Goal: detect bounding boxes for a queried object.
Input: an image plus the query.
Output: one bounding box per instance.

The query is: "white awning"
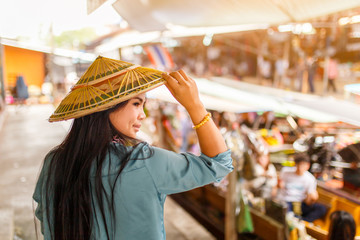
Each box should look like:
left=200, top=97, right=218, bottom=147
left=146, top=77, right=345, bottom=123
left=146, top=84, right=267, bottom=113
left=106, top=0, right=360, bottom=32
left=211, top=76, right=360, bottom=125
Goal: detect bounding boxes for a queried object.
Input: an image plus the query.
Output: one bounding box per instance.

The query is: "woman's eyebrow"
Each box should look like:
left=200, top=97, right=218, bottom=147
left=133, top=97, right=147, bottom=103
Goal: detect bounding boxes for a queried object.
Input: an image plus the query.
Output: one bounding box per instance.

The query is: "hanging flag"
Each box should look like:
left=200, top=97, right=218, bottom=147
left=144, top=44, right=174, bottom=71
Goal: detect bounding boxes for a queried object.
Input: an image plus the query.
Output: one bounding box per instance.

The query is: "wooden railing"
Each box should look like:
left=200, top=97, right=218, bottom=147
left=304, top=185, right=360, bottom=239
left=172, top=180, right=360, bottom=240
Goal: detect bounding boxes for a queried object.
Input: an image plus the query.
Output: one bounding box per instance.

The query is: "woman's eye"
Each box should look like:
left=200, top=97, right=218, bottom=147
left=133, top=102, right=140, bottom=106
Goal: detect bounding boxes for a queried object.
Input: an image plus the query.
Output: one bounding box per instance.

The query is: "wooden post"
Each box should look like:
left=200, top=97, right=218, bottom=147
left=0, top=36, right=5, bottom=102
left=225, top=160, right=237, bottom=240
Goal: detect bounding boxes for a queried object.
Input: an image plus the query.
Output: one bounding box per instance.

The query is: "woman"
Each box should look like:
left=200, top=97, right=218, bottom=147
left=328, top=211, right=356, bottom=240
left=33, top=56, right=233, bottom=240
left=244, top=151, right=277, bottom=199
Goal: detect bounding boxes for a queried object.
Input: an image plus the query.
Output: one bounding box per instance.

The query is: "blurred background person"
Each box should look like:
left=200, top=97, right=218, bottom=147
left=295, top=58, right=306, bottom=92
left=14, top=75, right=29, bottom=104
left=243, top=150, right=278, bottom=200
left=278, top=153, right=327, bottom=222
left=306, top=56, right=317, bottom=93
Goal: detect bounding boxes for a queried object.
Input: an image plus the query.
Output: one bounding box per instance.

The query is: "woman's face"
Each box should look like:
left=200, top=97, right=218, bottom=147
left=109, top=93, right=146, bottom=138
left=258, top=154, right=269, bottom=168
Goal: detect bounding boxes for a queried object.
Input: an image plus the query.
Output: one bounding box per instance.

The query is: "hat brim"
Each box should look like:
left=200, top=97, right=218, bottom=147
left=49, top=67, right=165, bottom=122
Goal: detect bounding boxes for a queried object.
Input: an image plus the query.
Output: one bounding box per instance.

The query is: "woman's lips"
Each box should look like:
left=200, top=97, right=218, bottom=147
left=133, top=124, right=141, bottom=131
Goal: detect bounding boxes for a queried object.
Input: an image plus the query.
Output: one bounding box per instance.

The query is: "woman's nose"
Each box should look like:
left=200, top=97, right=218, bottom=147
left=139, top=109, right=146, bottom=120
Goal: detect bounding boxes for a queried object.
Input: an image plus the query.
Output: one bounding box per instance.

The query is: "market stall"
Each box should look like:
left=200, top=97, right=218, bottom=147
left=143, top=76, right=360, bottom=240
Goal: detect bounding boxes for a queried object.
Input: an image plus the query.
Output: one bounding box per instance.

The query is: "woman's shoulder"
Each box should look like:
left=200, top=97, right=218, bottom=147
left=129, top=142, right=170, bottom=159
left=39, top=150, right=56, bottom=173
left=111, top=141, right=154, bottom=159
left=131, top=142, right=152, bottom=155
left=108, top=142, right=157, bottom=169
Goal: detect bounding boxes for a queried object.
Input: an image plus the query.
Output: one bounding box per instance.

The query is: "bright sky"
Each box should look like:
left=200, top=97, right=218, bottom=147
left=0, top=0, right=121, bottom=39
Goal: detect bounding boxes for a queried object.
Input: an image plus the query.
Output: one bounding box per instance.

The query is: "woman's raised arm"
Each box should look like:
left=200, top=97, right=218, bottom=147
left=162, top=70, right=228, bottom=157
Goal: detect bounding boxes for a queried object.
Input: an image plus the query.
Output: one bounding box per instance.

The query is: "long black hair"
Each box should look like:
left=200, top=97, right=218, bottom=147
left=328, top=210, right=356, bottom=240
left=43, top=100, right=143, bottom=240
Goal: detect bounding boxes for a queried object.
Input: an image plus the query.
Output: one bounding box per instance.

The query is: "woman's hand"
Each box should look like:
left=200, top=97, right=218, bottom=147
left=304, top=191, right=318, bottom=205
left=162, top=70, right=228, bottom=157
left=162, top=70, right=202, bottom=111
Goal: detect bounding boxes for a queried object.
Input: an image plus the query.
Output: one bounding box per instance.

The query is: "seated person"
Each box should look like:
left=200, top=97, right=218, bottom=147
left=278, top=153, right=327, bottom=222
left=328, top=210, right=356, bottom=240
left=244, top=150, right=277, bottom=199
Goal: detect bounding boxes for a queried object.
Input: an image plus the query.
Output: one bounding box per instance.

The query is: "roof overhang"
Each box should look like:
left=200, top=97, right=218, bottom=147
left=106, top=0, right=360, bottom=32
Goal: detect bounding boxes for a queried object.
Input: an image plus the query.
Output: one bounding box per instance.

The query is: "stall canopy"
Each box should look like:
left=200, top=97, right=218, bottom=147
left=211, top=77, right=360, bottom=126
left=88, top=0, right=360, bottom=52
left=147, top=77, right=355, bottom=124
left=100, top=0, right=360, bottom=32
left=147, top=84, right=269, bottom=113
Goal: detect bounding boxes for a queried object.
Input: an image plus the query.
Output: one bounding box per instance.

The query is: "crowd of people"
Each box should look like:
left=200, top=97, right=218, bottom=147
left=170, top=41, right=341, bottom=95
left=233, top=119, right=358, bottom=240
left=241, top=143, right=357, bottom=239
left=243, top=151, right=327, bottom=221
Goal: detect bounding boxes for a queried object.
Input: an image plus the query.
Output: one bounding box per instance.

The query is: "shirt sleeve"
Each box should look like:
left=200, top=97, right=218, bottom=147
left=33, top=170, right=45, bottom=234
left=307, top=172, right=317, bottom=194
left=138, top=144, right=233, bottom=195
left=33, top=155, right=51, bottom=235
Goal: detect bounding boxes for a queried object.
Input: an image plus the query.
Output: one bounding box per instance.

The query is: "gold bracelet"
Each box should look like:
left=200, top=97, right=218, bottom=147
left=193, top=112, right=212, bottom=130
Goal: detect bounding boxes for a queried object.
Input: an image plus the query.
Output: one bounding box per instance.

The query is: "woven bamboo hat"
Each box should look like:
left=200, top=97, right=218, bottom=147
left=49, top=56, right=165, bottom=122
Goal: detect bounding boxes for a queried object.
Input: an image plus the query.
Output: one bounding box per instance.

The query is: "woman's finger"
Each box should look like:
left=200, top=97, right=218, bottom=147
left=162, top=73, right=178, bottom=89
left=178, top=69, right=190, bottom=81
left=169, top=71, right=186, bottom=84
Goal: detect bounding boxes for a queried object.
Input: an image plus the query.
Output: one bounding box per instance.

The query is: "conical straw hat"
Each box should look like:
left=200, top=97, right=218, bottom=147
left=49, top=56, right=165, bottom=122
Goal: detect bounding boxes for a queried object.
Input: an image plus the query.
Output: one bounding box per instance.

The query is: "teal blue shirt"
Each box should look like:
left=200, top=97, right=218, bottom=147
left=33, top=142, right=233, bottom=239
